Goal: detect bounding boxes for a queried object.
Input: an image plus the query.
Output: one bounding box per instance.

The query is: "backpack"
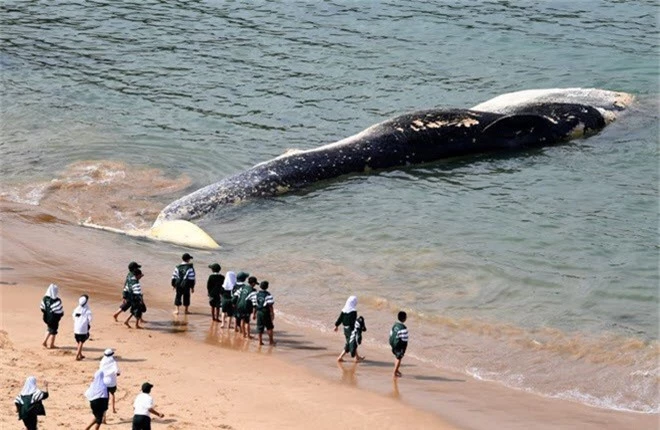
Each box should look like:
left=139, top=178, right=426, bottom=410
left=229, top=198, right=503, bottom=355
left=256, top=291, right=269, bottom=311
left=389, top=324, right=401, bottom=349
left=175, top=264, right=190, bottom=289
left=42, top=297, right=52, bottom=324
left=237, top=286, right=253, bottom=311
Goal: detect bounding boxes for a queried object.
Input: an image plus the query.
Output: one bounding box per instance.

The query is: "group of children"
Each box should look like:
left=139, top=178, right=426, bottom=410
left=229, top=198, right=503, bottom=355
left=333, top=295, right=410, bottom=378
left=26, top=280, right=165, bottom=430
left=25, top=254, right=410, bottom=429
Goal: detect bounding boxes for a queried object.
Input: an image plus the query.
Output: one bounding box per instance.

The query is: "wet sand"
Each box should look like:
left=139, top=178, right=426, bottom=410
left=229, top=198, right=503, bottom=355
left=0, top=201, right=656, bottom=429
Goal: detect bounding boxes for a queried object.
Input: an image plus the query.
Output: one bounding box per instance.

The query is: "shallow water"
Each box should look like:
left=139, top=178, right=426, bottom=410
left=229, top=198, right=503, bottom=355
left=1, top=0, right=658, bottom=412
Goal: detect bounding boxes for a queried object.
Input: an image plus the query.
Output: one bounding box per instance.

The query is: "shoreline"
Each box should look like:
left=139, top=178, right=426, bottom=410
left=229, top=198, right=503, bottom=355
left=1, top=201, right=657, bottom=429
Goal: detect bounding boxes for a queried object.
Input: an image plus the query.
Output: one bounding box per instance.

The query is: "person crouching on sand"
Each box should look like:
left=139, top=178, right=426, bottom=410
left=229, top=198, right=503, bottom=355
left=389, top=311, right=409, bottom=378
left=40, top=283, right=64, bottom=349
left=99, top=348, right=120, bottom=423
left=84, top=370, right=108, bottom=430
left=14, top=376, right=49, bottom=430
left=220, top=271, right=236, bottom=328
left=132, top=382, right=164, bottom=430
left=207, top=263, right=224, bottom=322
left=124, top=269, right=145, bottom=329
left=333, top=296, right=365, bottom=362
left=73, top=294, right=93, bottom=361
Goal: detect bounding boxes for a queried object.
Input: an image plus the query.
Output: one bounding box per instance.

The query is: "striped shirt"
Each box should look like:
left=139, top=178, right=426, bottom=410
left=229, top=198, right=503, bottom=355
left=15, top=389, right=46, bottom=405
left=40, top=297, right=64, bottom=315
left=131, top=281, right=142, bottom=296
left=390, top=322, right=409, bottom=343
left=171, top=263, right=195, bottom=288
left=255, top=290, right=274, bottom=311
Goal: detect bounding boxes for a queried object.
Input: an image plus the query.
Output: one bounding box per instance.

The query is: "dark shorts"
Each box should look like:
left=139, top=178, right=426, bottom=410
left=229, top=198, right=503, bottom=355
left=107, top=386, right=117, bottom=394
left=132, top=414, right=151, bottom=430
left=209, top=296, right=220, bottom=308
left=75, top=333, right=90, bottom=344
left=46, top=319, right=60, bottom=335
left=221, top=295, right=234, bottom=314
left=22, top=414, right=38, bottom=430
left=256, top=311, right=274, bottom=333
left=392, top=342, right=407, bottom=360
left=90, top=397, right=109, bottom=423
left=119, top=300, right=131, bottom=312
left=174, top=287, right=191, bottom=306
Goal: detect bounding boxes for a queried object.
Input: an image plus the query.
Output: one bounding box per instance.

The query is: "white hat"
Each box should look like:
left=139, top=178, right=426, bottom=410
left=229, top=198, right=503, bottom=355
left=104, top=348, right=114, bottom=357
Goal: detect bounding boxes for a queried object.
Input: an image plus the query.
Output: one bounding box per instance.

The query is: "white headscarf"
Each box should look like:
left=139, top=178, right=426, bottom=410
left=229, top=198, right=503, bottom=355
left=342, top=296, right=358, bottom=313
left=73, top=295, right=89, bottom=315
left=85, top=370, right=108, bottom=401
left=100, top=349, right=120, bottom=387
left=20, top=376, right=38, bottom=396
left=45, top=284, right=59, bottom=299
left=17, top=376, right=44, bottom=404
left=222, top=271, right=237, bottom=291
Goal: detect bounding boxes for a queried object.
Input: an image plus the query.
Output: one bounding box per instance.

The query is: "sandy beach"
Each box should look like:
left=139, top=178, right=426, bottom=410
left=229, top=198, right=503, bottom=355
left=1, top=201, right=657, bottom=430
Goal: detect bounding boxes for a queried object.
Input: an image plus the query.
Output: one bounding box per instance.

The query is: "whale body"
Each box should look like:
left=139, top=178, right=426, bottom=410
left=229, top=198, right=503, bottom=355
left=154, top=88, right=633, bottom=232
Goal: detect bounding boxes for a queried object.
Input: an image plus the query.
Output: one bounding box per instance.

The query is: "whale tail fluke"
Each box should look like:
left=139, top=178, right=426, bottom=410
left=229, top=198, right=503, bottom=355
left=81, top=220, right=220, bottom=250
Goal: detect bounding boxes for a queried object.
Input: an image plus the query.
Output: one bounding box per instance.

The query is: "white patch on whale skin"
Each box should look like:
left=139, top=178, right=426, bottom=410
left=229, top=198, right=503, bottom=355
left=457, top=117, right=479, bottom=128
left=471, top=88, right=634, bottom=120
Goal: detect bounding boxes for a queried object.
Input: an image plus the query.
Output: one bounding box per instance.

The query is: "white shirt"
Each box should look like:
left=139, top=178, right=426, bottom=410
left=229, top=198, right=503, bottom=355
left=133, top=393, right=154, bottom=417
left=73, top=308, right=92, bottom=335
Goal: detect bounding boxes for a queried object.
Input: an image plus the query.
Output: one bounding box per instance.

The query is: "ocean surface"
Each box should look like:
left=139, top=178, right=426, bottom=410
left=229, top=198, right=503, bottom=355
left=1, top=0, right=658, bottom=414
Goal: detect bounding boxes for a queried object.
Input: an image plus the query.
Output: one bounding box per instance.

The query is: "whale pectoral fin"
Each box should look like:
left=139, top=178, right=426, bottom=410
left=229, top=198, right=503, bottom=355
left=148, top=220, right=220, bottom=249
left=482, top=114, right=556, bottom=146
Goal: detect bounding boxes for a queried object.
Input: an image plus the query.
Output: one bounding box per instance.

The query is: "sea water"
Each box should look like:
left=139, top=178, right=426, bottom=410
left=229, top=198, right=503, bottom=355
left=1, top=0, right=658, bottom=413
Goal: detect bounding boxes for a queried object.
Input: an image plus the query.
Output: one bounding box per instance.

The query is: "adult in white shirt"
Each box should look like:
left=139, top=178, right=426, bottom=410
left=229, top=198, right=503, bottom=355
left=99, top=348, right=120, bottom=422
left=132, top=382, right=164, bottom=430
left=73, top=295, right=93, bottom=361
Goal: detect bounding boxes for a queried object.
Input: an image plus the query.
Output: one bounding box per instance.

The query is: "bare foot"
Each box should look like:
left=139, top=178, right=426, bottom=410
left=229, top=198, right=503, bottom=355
left=113, top=314, right=118, bottom=322
left=394, top=371, right=402, bottom=378
left=42, top=341, right=48, bottom=348
left=75, top=356, right=83, bottom=361
left=136, top=325, right=143, bottom=329
left=337, top=357, right=345, bottom=362
left=173, top=310, right=179, bottom=315
left=355, top=356, right=365, bottom=363
left=124, top=322, right=132, bottom=328
left=184, top=311, right=191, bottom=315
left=49, top=345, right=57, bottom=349
left=269, top=341, right=277, bottom=346
left=259, top=341, right=265, bottom=346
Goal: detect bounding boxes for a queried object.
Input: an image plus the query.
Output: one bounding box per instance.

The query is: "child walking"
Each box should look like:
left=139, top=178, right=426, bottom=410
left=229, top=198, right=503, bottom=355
left=333, top=296, right=365, bottom=362
left=40, top=283, right=64, bottom=349
left=73, top=295, right=93, bottom=361
left=389, top=311, right=409, bottom=378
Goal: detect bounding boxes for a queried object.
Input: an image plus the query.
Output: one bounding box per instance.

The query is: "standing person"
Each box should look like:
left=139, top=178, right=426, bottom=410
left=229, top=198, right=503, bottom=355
left=389, top=311, right=409, bottom=378
left=333, top=296, right=365, bottom=362
left=231, top=271, right=249, bottom=332
left=348, top=315, right=367, bottom=359
left=220, top=271, right=236, bottom=328
left=132, top=382, right=165, bottom=430
left=99, top=348, right=120, bottom=422
left=171, top=253, right=195, bottom=315
left=84, top=369, right=108, bottom=430
left=14, top=376, right=48, bottom=430
left=40, top=283, right=64, bottom=349
left=207, top=263, right=224, bottom=322
left=113, top=261, right=141, bottom=321
left=73, top=295, right=93, bottom=361
left=235, top=275, right=258, bottom=339
left=124, top=269, right=145, bottom=329
left=253, top=280, right=276, bottom=346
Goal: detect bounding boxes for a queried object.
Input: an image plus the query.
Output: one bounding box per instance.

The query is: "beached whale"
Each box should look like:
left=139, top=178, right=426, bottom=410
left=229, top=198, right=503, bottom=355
left=86, top=88, right=633, bottom=249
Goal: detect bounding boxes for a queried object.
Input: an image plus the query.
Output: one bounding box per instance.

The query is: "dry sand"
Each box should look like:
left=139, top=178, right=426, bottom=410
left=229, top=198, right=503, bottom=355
left=1, top=201, right=657, bottom=429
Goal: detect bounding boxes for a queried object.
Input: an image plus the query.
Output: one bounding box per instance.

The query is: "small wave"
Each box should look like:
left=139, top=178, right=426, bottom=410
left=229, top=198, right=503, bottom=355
left=0, top=160, right=192, bottom=231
